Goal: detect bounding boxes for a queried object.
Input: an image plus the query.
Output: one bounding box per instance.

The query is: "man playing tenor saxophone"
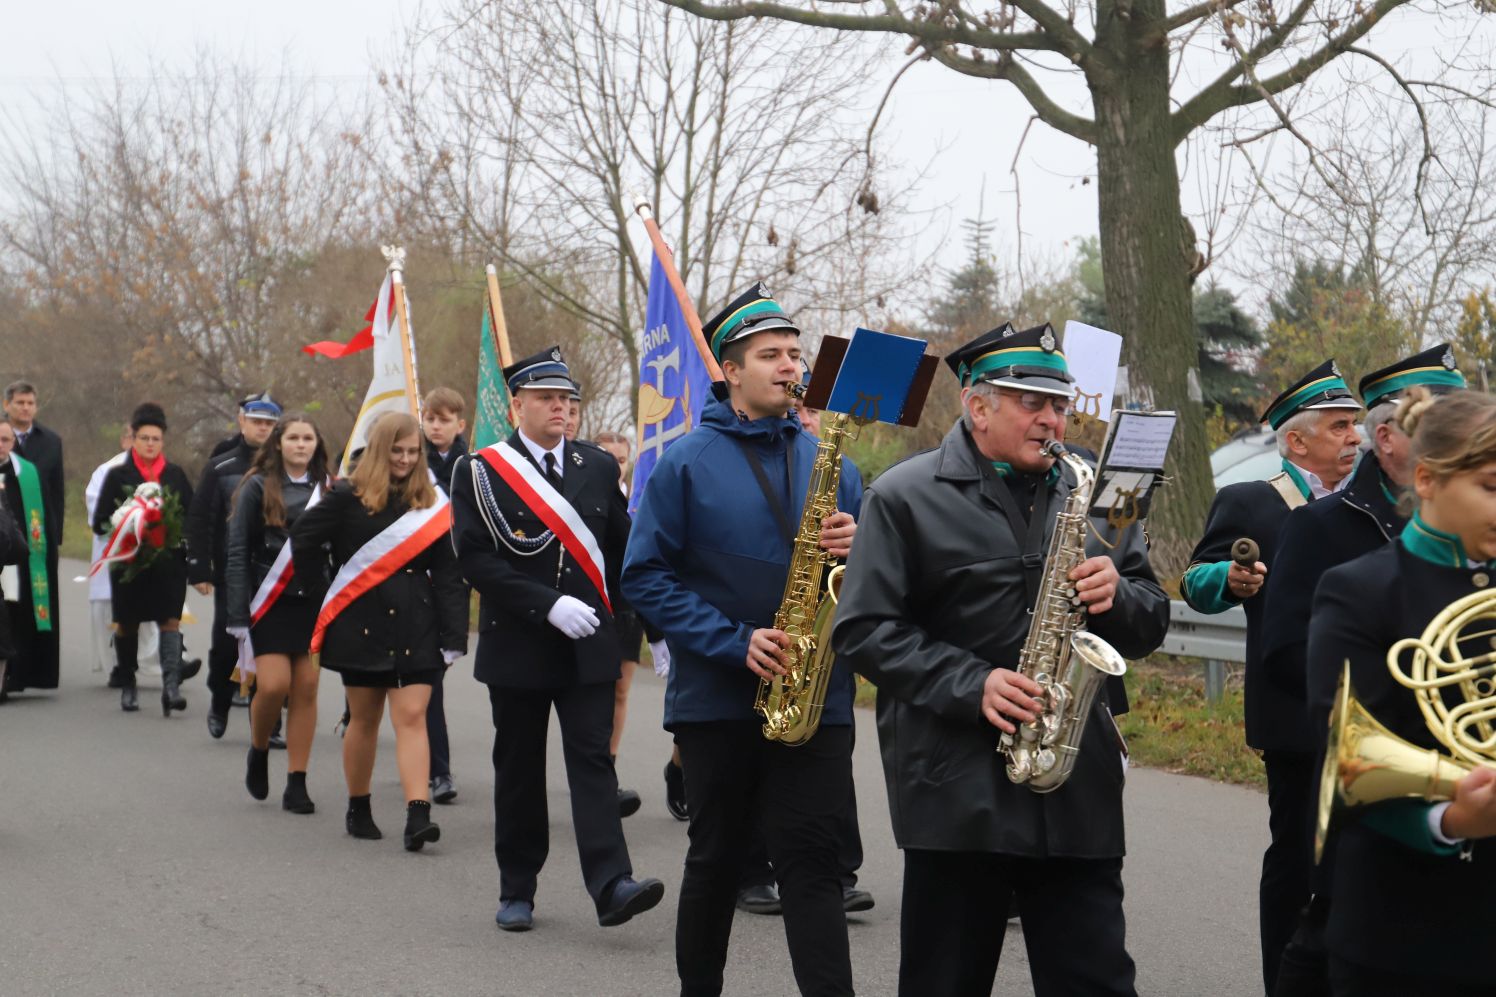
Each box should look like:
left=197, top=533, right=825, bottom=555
left=832, top=323, right=1169, bottom=997
left=621, top=283, right=863, bottom=997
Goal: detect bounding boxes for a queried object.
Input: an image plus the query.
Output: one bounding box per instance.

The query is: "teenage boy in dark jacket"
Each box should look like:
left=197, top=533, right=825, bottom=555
left=421, top=387, right=469, bottom=804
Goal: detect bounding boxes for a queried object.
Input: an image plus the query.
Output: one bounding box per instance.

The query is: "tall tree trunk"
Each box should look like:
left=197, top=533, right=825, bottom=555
left=1090, top=1, right=1212, bottom=582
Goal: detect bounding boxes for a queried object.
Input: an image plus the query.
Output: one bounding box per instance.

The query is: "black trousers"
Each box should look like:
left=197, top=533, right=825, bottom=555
left=899, top=849, right=1137, bottom=997
left=207, top=588, right=238, bottom=714
left=487, top=682, right=632, bottom=905
left=739, top=717, right=865, bottom=891
left=675, top=721, right=853, bottom=997
left=426, top=669, right=451, bottom=780
left=1262, top=750, right=1316, bottom=996
left=1329, top=956, right=1496, bottom=997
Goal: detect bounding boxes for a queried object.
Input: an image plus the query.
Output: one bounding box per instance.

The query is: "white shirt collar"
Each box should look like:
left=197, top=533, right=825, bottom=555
left=287, top=472, right=311, bottom=485
left=516, top=430, right=566, bottom=478
left=1287, top=461, right=1348, bottom=500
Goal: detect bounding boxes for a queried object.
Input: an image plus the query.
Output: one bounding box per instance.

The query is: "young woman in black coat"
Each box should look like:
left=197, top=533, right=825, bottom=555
left=92, top=403, right=194, bottom=714
left=290, top=412, right=467, bottom=850
left=1307, top=387, right=1496, bottom=996
left=225, top=415, right=333, bottom=814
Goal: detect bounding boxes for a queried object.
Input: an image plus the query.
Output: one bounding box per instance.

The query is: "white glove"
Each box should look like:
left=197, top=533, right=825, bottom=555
left=442, top=648, right=463, bottom=666
left=649, top=640, right=671, bottom=679
left=547, top=595, right=599, bottom=639
left=226, top=626, right=250, bottom=642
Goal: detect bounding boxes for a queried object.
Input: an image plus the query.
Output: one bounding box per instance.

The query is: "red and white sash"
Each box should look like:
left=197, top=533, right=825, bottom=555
left=249, top=484, right=322, bottom=624
left=476, top=443, right=611, bottom=613
left=309, top=490, right=453, bottom=654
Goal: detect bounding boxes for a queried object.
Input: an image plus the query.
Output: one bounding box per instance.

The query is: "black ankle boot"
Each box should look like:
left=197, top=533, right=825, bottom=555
left=245, top=747, right=270, bottom=800
left=346, top=795, right=382, bottom=840
left=403, top=799, right=441, bottom=852
left=159, top=631, right=186, bottom=716
left=283, top=772, right=315, bottom=814
left=115, top=632, right=139, bottom=711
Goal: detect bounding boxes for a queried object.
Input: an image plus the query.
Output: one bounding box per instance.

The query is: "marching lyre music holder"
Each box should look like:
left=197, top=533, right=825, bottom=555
left=1088, top=410, right=1179, bottom=541
left=803, top=327, right=938, bottom=428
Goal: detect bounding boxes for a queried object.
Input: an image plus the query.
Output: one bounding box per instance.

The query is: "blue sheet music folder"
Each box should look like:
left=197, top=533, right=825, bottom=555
left=823, top=328, right=928, bottom=425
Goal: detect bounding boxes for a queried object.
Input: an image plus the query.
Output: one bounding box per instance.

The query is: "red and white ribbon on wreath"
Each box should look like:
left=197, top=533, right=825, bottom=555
left=309, top=491, right=452, bottom=655
left=90, top=482, right=165, bottom=577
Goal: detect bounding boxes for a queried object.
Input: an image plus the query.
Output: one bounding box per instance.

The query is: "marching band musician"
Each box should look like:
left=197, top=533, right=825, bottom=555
left=622, top=284, right=862, bottom=997
left=1260, top=345, right=1465, bottom=992
left=1183, top=360, right=1362, bottom=996
left=1306, top=387, right=1496, bottom=996
left=449, top=347, right=664, bottom=933
left=830, top=323, right=1168, bottom=997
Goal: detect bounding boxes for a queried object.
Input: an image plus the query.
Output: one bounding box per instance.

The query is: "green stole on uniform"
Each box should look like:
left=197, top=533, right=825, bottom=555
left=10, top=454, right=52, bottom=631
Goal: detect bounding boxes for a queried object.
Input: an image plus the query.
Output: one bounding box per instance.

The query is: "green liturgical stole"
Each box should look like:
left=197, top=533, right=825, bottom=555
left=12, top=455, right=52, bottom=632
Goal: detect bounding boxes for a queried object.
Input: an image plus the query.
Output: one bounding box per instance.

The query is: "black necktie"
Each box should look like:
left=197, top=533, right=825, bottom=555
left=543, top=452, right=562, bottom=491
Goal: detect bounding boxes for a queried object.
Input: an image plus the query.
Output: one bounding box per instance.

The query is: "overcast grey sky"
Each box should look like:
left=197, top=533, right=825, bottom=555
left=6, top=0, right=1492, bottom=304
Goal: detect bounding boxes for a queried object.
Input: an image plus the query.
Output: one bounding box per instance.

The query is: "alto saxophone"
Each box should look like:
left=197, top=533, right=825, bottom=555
left=1000, top=440, right=1128, bottom=792
left=755, top=381, right=854, bottom=745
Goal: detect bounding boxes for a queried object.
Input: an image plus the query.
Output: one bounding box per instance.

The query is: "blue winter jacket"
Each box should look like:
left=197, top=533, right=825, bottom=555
left=621, top=389, right=864, bottom=729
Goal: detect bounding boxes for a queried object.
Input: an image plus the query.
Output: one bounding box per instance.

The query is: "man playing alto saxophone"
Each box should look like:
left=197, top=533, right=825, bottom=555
left=622, top=283, right=863, bottom=997
left=832, top=323, right=1169, bottom=997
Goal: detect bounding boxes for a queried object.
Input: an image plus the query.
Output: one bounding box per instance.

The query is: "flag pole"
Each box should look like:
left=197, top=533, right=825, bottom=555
left=631, top=195, right=723, bottom=381
left=382, top=245, right=422, bottom=418
left=483, top=264, right=516, bottom=368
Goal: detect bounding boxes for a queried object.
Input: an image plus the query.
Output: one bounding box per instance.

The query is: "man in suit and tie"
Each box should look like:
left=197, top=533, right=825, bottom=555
left=3, top=380, right=63, bottom=696
left=449, top=346, right=664, bottom=934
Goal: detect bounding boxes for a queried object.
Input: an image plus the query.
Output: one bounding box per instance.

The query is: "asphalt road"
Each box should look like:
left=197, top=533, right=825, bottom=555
left=0, top=560, right=1268, bottom=996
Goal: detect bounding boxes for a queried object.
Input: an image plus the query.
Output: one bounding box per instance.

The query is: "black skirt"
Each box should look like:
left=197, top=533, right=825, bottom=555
left=250, top=594, right=318, bottom=657
left=341, top=668, right=443, bottom=689
left=111, top=550, right=188, bottom=625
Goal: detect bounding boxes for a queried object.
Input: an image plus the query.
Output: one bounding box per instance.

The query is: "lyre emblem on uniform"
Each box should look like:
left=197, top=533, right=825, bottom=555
left=850, top=392, right=882, bottom=423
left=1443, top=347, right=1458, bottom=370
left=513, top=529, right=527, bottom=539
left=571, top=451, right=583, bottom=466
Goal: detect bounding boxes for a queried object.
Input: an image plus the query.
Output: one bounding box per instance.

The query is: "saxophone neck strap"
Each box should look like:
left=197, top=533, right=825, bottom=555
left=733, top=436, right=796, bottom=547
left=983, top=456, right=1053, bottom=609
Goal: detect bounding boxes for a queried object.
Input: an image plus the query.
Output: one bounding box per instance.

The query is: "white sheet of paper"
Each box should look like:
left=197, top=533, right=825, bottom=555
left=0, top=564, right=16, bottom=600
left=1094, top=471, right=1154, bottom=512
left=1063, top=321, right=1123, bottom=422
left=1106, top=411, right=1177, bottom=470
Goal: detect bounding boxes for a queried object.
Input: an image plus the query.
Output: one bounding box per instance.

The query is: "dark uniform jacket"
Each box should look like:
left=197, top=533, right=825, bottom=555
left=13, top=422, right=63, bottom=547
left=0, top=497, right=26, bottom=661
left=288, top=481, right=467, bottom=675
left=186, top=435, right=254, bottom=586
left=224, top=474, right=328, bottom=629
left=92, top=458, right=194, bottom=625
left=831, top=421, right=1169, bottom=858
left=1308, top=541, right=1496, bottom=984
left=1185, top=471, right=1308, bottom=752
left=451, top=433, right=630, bottom=690
left=1262, top=454, right=1403, bottom=713
left=426, top=434, right=468, bottom=495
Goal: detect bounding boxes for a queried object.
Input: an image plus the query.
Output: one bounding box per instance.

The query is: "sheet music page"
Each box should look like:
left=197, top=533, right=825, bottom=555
left=1104, top=411, right=1177, bottom=471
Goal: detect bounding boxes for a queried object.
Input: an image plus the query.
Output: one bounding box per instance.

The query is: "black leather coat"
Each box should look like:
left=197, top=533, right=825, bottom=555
left=224, top=474, right=329, bottom=629
left=186, top=436, right=253, bottom=586
left=289, top=481, right=467, bottom=675
left=831, top=421, right=1169, bottom=858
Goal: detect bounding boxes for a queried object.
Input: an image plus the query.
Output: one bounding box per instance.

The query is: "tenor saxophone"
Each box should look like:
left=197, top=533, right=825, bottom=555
left=755, top=382, right=853, bottom=745
left=1000, top=440, right=1129, bottom=792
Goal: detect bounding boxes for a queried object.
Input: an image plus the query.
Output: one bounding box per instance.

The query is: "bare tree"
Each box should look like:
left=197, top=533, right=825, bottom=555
left=379, top=0, right=929, bottom=429
left=654, top=0, right=1496, bottom=572
left=0, top=53, right=387, bottom=468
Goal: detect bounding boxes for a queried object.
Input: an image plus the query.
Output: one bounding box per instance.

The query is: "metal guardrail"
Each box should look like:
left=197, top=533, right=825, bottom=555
left=1160, top=600, right=1248, bottom=702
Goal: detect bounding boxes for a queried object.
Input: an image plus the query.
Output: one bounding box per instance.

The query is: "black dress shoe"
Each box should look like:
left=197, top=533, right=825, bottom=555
left=231, top=692, right=250, bottom=708
left=268, top=729, right=286, bottom=750
left=496, top=900, right=534, bottom=932
left=663, top=761, right=688, bottom=821
left=842, top=886, right=875, bottom=913
left=120, top=683, right=139, bottom=713
left=207, top=711, right=227, bottom=739
left=618, top=787, right=641, bottom=818
left=597, top=876, right=665, bottom=927
left=179, top=657, right=202, bottom=681
left=107, top=667, right=124, bottom=690
left=736, top=884, right=782, bottom=915
left=431, top=774, right=458, bottom=805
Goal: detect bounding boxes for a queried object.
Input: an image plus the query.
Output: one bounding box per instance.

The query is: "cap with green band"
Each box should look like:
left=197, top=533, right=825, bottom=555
left=1358, top=343, right=1466, bottom=410
left=943, top=322, right=1075, bottom=398
left=701, top=282, right=801, bottom=362
left=1261, top=359, right=1361, bottom=430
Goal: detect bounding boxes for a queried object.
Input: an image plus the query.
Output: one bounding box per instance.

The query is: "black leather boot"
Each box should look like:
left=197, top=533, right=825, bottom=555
left=282, top=772, right=315, bottom=814
left=245, top=746, right=270, bottom=800
left=346, top=795, right=382, bottom=840
left=116, top=631, right=139, bottom=712
left=159, top=631, right=187, bottom=716
left=403, top=800, right=440, bottom=852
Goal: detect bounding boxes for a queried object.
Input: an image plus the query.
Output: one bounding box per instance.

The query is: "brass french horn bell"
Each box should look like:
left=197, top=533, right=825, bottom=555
left=1314, top=663, right=1473, bottom=863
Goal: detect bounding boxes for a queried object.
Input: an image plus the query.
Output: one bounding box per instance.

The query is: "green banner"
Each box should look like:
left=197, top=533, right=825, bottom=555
left=12, top=454, right=52, bottom=632
left=473, top=310, right=514, bottom=450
